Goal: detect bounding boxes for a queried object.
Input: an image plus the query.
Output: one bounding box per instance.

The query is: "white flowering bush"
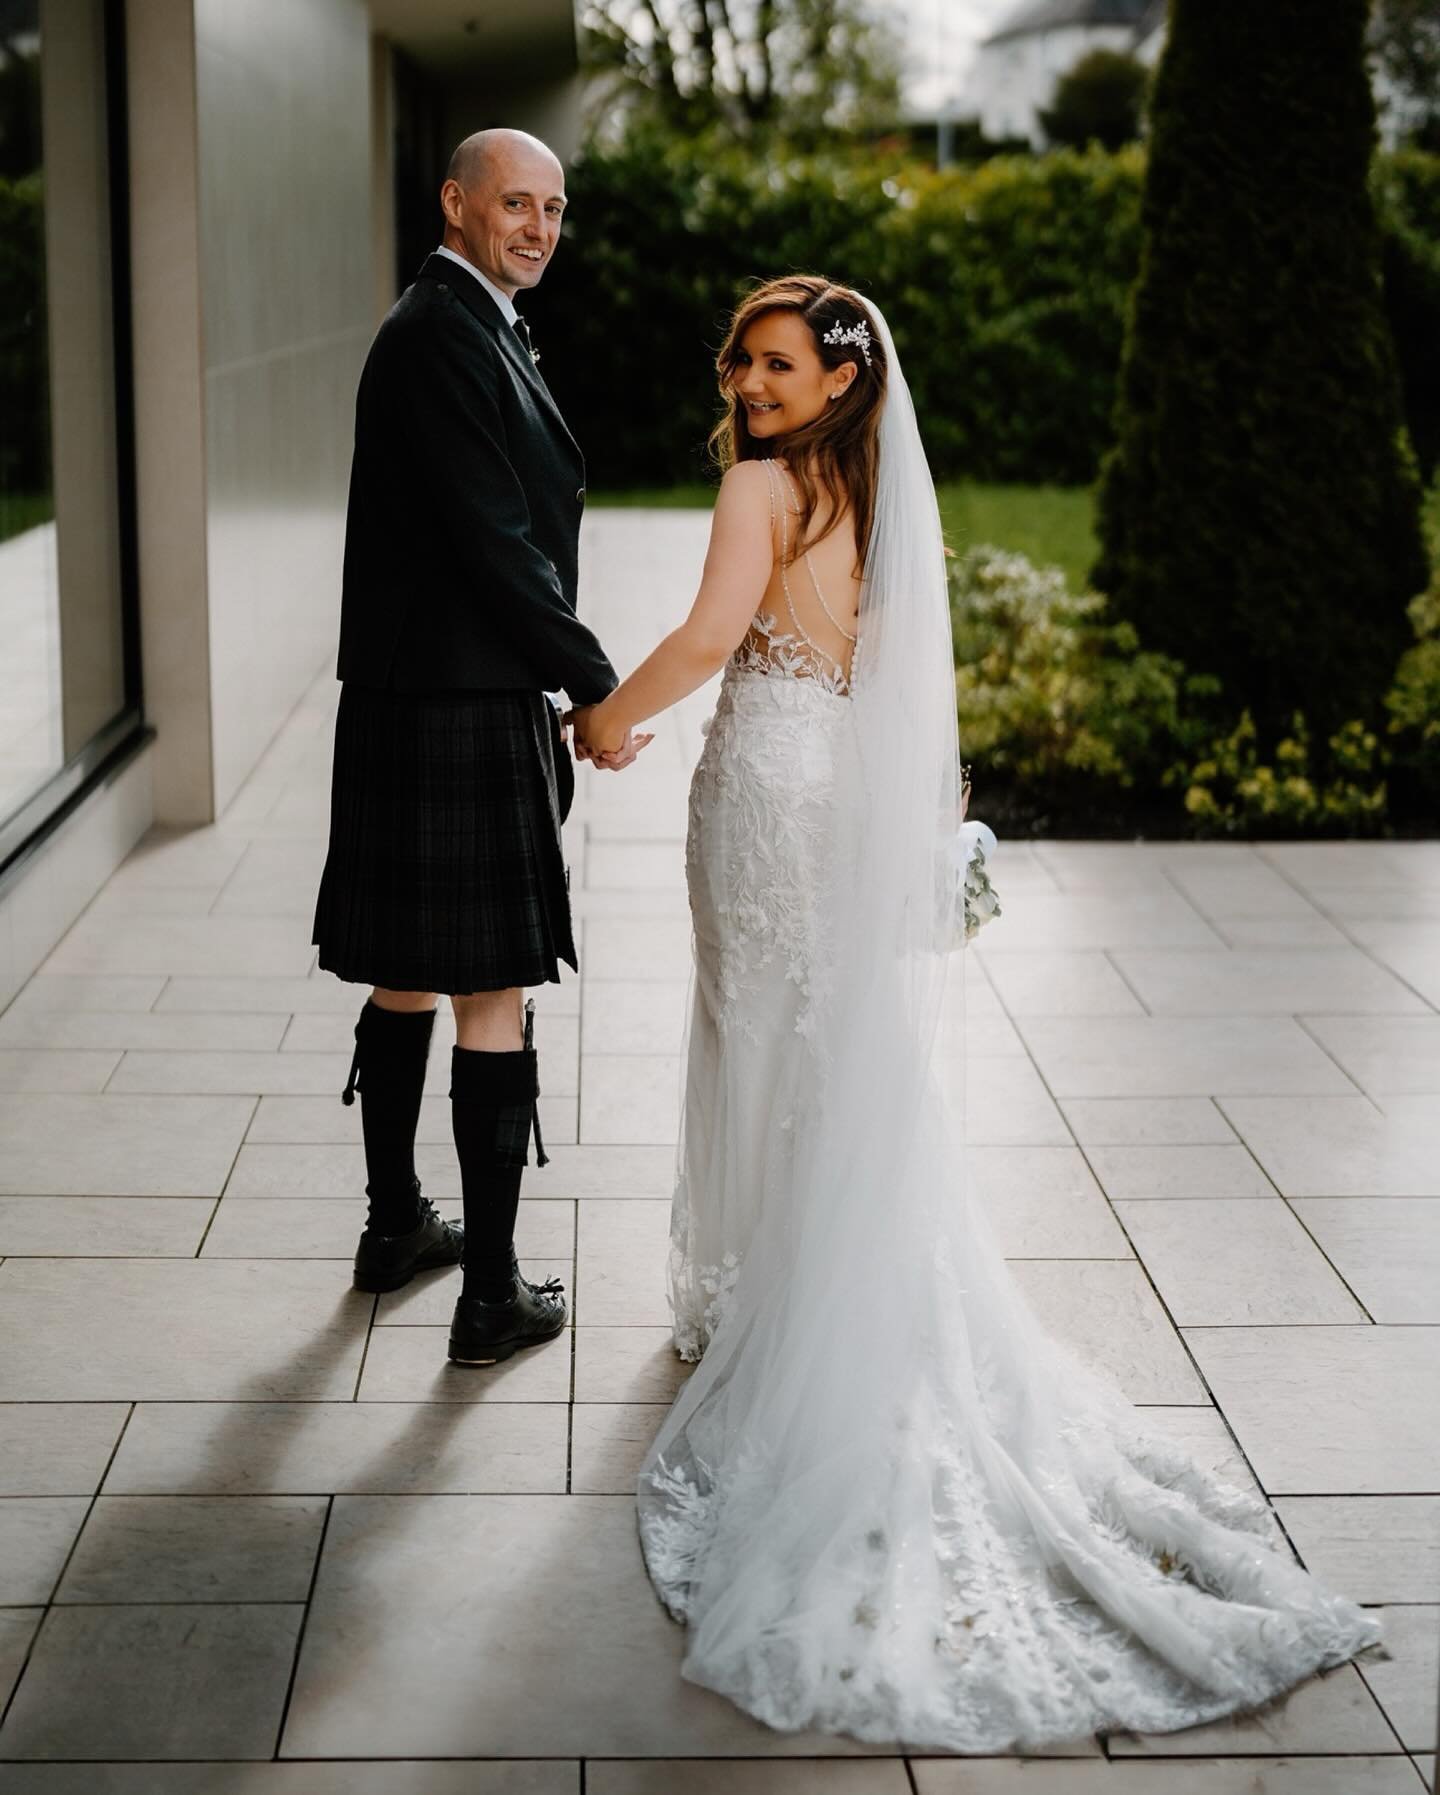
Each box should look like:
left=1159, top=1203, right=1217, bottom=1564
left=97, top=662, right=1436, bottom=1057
left=950, top=544, right=1206, bottom=792
left=951, top=544, right=1408, bottom=836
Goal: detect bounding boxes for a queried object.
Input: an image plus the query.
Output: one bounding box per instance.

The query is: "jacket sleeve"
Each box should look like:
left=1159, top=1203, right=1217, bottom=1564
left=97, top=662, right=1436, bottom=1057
left=390, top=305, right=618, bottom=707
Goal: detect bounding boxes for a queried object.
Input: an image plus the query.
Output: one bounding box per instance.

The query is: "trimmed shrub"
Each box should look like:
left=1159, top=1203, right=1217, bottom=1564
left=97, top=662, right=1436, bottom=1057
left=1171, top=713, right=1389, bottom=837
left=1039, top=48, right=1150, bottom=152
left=1093, top=0, right=1430, bottom=739
left=1374, top=149, right=1440, bottom=483
left=1384, top=476, right=1440, bottom=810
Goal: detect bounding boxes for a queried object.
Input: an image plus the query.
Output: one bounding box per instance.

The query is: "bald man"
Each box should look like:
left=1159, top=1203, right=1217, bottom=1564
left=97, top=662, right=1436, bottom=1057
left=313, top=130, right=636, bottom=1368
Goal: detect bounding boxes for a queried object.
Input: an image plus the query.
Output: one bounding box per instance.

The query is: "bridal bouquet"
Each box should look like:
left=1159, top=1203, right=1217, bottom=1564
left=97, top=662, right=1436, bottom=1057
left=951, top=768, right=1001, bottom=944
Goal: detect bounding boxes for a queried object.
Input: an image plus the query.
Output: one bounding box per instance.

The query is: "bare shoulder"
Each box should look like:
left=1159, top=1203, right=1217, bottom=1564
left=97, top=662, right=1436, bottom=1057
left=718, top=460, right=774, bottom=499
left=708, top=461, right=778, bottom=564
left=715, top=460, right=776, bottom=529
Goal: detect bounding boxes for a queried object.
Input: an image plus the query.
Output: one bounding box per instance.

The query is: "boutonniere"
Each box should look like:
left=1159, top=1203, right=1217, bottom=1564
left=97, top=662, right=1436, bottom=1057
left=530, top=348, right=541, bottom=366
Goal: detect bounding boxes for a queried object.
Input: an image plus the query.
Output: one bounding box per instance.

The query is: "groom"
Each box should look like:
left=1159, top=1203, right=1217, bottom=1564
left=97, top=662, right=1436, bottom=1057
left=312, top=128, right=641, bottom=1366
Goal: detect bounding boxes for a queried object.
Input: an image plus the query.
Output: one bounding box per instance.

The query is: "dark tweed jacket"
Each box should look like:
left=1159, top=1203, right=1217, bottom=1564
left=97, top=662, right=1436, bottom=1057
left=336, top=253, right=617, bottom=708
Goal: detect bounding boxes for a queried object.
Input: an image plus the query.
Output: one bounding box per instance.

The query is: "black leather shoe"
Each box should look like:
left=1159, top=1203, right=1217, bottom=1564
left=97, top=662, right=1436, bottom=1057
left=448, top=1273, right=568, bottom=1366
left=353, top=1194, right=464, bottom=1293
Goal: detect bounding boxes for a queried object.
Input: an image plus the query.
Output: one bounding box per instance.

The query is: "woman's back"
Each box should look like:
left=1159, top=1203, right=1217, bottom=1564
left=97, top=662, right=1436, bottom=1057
left=736, top=459, right=861, bottom=696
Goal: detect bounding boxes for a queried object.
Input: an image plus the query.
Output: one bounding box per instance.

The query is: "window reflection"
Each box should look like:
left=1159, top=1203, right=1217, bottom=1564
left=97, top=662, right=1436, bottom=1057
left=0, top=0, right=129, bottom=839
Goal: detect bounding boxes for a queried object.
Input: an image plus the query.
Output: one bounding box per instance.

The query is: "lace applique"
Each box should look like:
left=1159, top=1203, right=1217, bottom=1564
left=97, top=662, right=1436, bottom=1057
left=670, top=1246, right=741, bottom=1363
left=735, top=611, right=851, bottom=697
left=639, top=1396, right=1384, bottom=1750
left=684, top=663, right=852, bottom=1051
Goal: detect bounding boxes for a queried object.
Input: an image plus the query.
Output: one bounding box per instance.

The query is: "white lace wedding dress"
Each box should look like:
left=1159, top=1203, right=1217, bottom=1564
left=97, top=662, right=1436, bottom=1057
left=636, top=322, right=1381, bottom=1752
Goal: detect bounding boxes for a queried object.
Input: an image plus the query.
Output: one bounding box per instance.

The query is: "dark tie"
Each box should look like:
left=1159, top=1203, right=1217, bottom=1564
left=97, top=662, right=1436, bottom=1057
left=513, top=313, right=537, bottom=364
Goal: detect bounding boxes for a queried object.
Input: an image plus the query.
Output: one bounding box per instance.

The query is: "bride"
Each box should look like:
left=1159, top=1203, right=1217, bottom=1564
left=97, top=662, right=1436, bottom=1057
left=569, top=275, right=1381, bottom=1750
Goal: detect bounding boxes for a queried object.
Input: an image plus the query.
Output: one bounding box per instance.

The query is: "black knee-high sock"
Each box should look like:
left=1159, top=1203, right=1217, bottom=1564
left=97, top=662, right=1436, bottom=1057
left=342, top=1000, right=435, bottom=1235
left=451, top=1036, right=542, bottom=1303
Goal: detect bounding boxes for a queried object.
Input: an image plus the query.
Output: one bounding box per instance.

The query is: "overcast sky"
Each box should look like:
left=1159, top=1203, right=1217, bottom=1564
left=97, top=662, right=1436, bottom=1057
left=884, top=0, right=1018, bottom=113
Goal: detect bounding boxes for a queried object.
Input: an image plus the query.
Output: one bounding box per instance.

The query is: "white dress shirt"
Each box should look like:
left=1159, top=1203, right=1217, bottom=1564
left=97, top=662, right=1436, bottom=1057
left=433, top=245, right=519, bottom=326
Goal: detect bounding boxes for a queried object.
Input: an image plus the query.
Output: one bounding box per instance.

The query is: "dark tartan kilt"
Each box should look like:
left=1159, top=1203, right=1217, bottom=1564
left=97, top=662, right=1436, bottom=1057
left=312, top=685, right=575, bottom=994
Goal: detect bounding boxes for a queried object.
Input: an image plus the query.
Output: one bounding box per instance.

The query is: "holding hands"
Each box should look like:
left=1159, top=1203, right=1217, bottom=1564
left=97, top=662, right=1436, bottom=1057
left=563, top=703, right=654, bottom=771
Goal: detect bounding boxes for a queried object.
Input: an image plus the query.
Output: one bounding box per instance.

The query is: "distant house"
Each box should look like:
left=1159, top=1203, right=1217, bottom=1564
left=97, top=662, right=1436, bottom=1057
left=963, top=0, right=1168, bottom=149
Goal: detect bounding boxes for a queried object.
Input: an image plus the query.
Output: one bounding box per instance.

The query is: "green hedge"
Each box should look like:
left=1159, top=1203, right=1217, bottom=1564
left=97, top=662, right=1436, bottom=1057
left=527, top=134, right=1440, bottom=491
left=528, top=134, right=1143, bottom=487
left=0, top=171, right=49, bottom=495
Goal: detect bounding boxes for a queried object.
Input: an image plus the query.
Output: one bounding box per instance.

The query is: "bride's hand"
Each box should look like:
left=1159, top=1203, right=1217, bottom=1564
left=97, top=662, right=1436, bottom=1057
left=593, top=729, right=654, bottom=770
left=570, top=704, right=653, bottom=770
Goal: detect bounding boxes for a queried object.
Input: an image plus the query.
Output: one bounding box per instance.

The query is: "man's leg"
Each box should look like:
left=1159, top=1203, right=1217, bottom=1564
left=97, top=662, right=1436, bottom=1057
left=447, top=986, right=566, bottom=1364
left=344, top=987, right=438, bottom=1238
left=451, top=988, right=523, bottom=1053
left=450, top=988, right=533, bottom=1303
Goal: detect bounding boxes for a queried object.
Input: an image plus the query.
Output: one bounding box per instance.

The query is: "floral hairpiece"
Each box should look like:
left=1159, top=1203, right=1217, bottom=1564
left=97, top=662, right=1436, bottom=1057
left=823, top=316, right=872, bottom=367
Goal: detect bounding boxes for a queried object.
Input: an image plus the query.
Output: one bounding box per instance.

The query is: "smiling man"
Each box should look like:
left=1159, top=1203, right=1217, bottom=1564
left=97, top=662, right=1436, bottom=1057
left=312, top=129, right=638, bottom=1370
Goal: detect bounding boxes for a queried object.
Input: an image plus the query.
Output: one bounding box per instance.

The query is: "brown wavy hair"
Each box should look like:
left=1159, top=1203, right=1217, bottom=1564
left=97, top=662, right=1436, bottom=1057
left=708, top=275, right=888, bottom=572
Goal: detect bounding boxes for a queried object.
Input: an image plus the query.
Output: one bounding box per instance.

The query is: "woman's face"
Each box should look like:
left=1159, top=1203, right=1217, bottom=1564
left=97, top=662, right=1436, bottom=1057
left=732, top=310, right=856, bottom=441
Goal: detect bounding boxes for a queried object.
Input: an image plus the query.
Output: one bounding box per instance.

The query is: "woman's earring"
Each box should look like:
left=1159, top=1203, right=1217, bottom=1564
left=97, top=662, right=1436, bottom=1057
left=828, top=392, right=840, bottom=403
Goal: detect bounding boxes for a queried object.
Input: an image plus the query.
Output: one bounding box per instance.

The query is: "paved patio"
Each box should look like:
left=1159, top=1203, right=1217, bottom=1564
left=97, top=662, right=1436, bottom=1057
left=0, top=509, right=1436, bottom=1792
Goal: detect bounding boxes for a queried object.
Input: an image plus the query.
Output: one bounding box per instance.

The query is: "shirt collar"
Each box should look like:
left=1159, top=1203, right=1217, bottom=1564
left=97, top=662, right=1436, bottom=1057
left=433, top=245, right=519, bottom=326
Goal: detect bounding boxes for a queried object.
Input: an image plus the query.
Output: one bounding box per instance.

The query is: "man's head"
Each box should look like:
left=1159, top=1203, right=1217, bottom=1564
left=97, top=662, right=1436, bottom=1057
left=440, top=128, right=565, bottom=299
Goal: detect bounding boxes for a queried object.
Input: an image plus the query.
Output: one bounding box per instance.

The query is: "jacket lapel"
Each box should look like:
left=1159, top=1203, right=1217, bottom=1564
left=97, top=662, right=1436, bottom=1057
left=417, top=254, right=580, bottom=463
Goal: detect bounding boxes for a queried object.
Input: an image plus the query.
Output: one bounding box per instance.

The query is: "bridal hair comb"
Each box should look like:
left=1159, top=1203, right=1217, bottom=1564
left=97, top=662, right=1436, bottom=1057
left=822, top=317, right=872, bottom=367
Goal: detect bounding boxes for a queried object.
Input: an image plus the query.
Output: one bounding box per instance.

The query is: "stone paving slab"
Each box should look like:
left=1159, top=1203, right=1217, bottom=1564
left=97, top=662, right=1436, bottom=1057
left=0, top=512, right=1434, bottom=1784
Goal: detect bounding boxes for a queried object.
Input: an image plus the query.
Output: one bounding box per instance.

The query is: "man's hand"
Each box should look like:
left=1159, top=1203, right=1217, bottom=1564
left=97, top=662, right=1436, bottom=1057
left=567, top=705, right=653, bottom=771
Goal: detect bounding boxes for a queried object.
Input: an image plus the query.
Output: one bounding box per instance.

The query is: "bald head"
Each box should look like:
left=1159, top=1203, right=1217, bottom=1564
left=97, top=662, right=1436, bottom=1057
left=439, top=129, right=567, bottom=299
left=446, top=128, right=562, bottom=193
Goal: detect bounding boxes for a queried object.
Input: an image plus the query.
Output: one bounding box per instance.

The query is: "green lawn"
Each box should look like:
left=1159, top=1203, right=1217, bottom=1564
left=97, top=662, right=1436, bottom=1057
left=591, top=480, right=1100, bottom=589
left=0, top=492, right=54, bottom=545
left=935, top=482, right=1098, bottom=591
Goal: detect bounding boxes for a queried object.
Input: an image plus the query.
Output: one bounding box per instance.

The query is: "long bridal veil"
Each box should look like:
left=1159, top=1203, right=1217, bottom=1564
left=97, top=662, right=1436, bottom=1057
left=636, top=301, right=1380, bottom=1749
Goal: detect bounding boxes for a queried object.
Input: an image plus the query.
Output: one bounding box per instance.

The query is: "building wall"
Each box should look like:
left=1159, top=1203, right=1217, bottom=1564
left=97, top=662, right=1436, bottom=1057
left=194, top=0, right=373, bottom=812
left=440, top=72, right=585, bottom=175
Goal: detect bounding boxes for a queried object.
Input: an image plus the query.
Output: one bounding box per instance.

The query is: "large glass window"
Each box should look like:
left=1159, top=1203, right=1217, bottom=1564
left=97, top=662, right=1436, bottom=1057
left=0, top=0, right=138, bottom=869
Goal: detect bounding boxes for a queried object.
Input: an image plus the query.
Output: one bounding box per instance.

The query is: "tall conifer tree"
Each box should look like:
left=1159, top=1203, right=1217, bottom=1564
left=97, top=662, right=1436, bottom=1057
left=1093, top=0, right=1428, bottom=736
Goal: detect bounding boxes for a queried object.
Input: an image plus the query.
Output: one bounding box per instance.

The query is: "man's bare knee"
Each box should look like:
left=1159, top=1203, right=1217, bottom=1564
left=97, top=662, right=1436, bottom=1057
left=371, top=988, right=438, bottom=1013
left=452, top=988, right=524, bottom=1051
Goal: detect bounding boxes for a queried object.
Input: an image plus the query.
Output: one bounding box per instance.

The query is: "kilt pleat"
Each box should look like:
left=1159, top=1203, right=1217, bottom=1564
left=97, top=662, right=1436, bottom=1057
left=312, top=685, right=574, bottom=993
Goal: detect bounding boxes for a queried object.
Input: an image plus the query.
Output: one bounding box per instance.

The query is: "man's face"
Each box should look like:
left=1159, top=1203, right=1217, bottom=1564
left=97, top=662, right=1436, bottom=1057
left=441, top=145, right=565, bottom=298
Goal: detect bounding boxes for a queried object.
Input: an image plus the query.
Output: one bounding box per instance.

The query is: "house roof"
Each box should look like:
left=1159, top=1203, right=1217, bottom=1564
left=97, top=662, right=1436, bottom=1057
left=981, top=0, right=1165, bottom=47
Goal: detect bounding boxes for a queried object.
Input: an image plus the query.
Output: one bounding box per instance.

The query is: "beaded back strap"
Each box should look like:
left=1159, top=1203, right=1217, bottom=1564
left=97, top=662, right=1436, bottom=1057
left=760, top=461, right=855, bottom=692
